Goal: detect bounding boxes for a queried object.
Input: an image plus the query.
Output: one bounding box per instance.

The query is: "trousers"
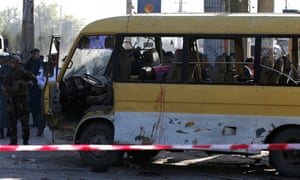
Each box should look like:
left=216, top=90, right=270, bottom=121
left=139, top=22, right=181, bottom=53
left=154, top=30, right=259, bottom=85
left=7, top=95, right=30, bottom=145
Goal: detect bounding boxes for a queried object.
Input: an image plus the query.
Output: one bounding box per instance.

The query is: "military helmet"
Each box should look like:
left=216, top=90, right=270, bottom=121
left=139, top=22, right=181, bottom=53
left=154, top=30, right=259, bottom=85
left=10, top=55, right=22, bottom=64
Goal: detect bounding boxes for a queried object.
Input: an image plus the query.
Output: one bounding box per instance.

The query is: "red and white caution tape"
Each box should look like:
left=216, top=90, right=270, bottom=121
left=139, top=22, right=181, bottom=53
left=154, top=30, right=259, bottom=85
left=0, top=144, right=299, bottom=152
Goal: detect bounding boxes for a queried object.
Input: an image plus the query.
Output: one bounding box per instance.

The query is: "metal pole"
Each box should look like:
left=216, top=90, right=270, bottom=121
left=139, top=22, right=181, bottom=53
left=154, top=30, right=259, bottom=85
left=126, top=0, right=133, bottom=15
left=22, top=0, right=34, bottom=61
left=178, top=0, right=183, bottom=12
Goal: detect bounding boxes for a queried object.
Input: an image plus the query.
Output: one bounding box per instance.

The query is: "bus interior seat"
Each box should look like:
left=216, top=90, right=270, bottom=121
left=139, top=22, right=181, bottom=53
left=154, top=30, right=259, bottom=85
left=105, top=36, right=115, bottom=49
left=139, top=67, right=156, bottom=80
left=244, top=65, right=252, bottom=79
left=243, top=57, right=254, bottom=80
left=119, top=49, right=134, bottom=80
left=274, top=58, right=283, bottom=71
left=224, top=55, right=236, bottom=82
left=142, top=49, right=160, bottom=66
left=166, top=49, right=183, bottom=81
left=166, top=50, right=198, bottom=81
left=138, top=49, right=160, bottom=80
left=269, top=58, right=283, bottom=84
left=163, top=51, right=174, bottom=63
left=282, top=56, right=292, bottom=74
left=279, top=56, right=292, bottom=84
left=259, top=56, right=274, bottom=84
left=189, top=51, right=202, bottom=82
left=210, top=55, right=226, bottom=82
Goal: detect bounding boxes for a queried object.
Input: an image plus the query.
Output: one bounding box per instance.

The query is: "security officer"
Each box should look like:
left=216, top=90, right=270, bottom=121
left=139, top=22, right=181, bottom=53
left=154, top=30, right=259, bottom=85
left=2, top=55, right=36, bottom=145
left=25, top=48, right=42, bottom=128
left=0, top=57, right=11, bottom=138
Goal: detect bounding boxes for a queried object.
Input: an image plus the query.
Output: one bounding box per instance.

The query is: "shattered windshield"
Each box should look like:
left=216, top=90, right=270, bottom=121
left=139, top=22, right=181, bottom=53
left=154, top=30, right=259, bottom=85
left=63, top=35, right=114, bottom=80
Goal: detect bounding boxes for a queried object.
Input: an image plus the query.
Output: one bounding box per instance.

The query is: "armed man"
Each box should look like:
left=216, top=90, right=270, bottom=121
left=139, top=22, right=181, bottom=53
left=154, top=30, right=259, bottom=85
left=2, top=55, right=37, bottom=145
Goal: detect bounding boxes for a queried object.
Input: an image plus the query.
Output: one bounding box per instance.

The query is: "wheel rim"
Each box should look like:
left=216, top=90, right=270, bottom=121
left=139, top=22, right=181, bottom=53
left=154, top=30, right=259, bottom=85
left=279, top=139, right=300, bottom=166
left=279, top=150, right=300, bottom=165
left=87, top=132, right=111, bottom=158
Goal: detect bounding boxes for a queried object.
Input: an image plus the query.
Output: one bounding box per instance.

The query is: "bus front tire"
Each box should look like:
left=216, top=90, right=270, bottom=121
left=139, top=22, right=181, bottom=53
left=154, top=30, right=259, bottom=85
left=270, top=127, right=300, bottom=177
left=79, top=123, right=121, bottom=170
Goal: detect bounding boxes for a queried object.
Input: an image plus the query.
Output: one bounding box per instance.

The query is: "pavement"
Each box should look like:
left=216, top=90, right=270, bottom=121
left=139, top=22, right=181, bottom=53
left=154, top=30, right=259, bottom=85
left=0, top=121, right=285, bottom=180
left=0, top=114, right=48, bottom=146
left=0, top=126, right=46, bottom=145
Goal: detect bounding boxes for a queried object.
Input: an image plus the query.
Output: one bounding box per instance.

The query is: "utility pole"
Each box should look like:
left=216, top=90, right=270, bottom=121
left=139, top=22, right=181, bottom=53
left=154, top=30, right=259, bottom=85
left=126, top=0, right=133, bottom=15
left=175, top=0, right=186, bottom=13
left=178, top=0, right=183, bottom=12
left=22, top=0, right=34, bottom=61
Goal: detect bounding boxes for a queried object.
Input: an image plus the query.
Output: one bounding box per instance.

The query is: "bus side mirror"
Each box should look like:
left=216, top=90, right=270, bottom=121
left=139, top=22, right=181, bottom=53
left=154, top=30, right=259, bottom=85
left=43, top=61, right=54, bottom=77
left=62, top=55, right=67, bottom=62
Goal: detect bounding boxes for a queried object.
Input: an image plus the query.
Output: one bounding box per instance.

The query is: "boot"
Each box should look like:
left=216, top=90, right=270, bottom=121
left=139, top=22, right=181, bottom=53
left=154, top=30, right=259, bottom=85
left=23, top=139, right=29, bottom=145
left=0, top=128, right=4, bottom=139
left=37, top=129, right=43, bottom=137
left=9, top=139, right=17, bottom=145
left=6, top=128, right=10, bottom=137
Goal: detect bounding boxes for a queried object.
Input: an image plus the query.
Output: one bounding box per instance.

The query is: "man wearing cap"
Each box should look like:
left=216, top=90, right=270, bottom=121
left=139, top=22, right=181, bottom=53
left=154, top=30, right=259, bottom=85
left=2, top=55, right=37, bottom=145
left=25, top=48, right=43, bottom=132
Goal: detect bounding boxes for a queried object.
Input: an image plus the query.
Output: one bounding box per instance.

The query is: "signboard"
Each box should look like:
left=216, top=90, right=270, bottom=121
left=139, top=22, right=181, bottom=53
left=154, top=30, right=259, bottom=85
left=138, top=0, right=161, bottom=13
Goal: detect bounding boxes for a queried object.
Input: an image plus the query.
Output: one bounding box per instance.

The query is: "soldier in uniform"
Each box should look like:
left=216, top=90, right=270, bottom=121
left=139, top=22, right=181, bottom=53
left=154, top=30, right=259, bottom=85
left=2, top=55, right=36, bottom=145
left=0, top=57, right=11, bottom=138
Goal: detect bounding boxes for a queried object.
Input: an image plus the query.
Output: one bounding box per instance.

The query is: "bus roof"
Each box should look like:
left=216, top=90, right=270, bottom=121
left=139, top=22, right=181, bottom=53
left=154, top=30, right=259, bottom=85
left=80, top=13, right=300, bottom=36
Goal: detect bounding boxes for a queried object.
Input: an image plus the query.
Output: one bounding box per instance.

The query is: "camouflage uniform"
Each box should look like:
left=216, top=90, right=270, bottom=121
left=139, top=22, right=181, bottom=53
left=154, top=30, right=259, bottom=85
left=0, top=61, right=11, bottom=138
left=3, top=56, right=36, bottom=145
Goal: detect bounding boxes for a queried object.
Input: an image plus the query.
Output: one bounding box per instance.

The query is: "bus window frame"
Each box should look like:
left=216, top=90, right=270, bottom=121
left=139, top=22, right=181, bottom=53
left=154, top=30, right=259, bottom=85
left=113, top=33, right=300, bottom=85
left=113, top=33, right=185, bottom=83
left=254, top=37, right=261, bottom=83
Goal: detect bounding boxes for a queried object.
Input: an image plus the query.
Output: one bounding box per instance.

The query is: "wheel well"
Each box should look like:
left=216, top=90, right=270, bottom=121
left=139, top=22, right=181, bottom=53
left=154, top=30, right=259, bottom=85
left=264, top=124, right=300, bottom=143
left=74, top=118, right=114, bottom=144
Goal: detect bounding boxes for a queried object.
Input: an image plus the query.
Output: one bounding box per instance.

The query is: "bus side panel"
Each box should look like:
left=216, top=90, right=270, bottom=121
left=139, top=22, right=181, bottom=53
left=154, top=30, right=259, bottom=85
left=114, top=112, right=300, bottom=144
left=114, top=112, right=258, bottom=145
left=113, top=83, right=300, bottom=151
left=113, top=83, right=300, bottom=117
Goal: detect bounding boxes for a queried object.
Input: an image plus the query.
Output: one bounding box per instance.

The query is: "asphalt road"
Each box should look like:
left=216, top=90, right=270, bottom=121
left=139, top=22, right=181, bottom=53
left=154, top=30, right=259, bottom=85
left=0, top=126, right=298, bottom=180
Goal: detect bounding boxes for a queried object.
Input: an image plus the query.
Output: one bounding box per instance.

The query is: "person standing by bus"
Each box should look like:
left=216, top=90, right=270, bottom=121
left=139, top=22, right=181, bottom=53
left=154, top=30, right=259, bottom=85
left=2, top=55, right=36, bottom=145
left=0, top=57, right=11, bottom=138
left=35, top=53, right=58, bottom=136
left=25, top=48, right=42, bottom=128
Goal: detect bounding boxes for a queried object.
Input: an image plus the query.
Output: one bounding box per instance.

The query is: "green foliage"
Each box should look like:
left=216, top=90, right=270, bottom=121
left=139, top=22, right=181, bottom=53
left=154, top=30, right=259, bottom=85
left=0, top=2, right=85, bottom=55
left=35, top=1, right=85, bottom=56
left=0, top=7, right=21, bottom=52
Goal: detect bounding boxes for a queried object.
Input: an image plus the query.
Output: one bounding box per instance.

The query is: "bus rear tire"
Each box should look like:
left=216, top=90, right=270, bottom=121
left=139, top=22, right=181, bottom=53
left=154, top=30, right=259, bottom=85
left=79, top=123, right=121, bottom=170
left=270, top=127, right=300, bottom=177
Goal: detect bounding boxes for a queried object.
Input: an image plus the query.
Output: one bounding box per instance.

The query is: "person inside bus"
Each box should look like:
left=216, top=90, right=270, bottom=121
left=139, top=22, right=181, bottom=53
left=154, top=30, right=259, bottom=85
left=259, top=56, right=274, bottom=84
left=130, top=46, right=143, bottom=77
left=199, top=53, right=210, bottom=81
left=244, top=57, right=254, bottom=79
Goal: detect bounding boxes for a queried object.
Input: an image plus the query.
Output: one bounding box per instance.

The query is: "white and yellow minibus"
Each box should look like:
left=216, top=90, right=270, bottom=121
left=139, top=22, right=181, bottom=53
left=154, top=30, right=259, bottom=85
left=43, top=14, right=300, bottom=176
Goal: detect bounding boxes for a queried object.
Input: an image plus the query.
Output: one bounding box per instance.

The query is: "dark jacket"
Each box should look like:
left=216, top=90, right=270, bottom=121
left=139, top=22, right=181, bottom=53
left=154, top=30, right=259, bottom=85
left=25, top=57, right=42, bottom=76
left=3, top=65, right=36, bottom=97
